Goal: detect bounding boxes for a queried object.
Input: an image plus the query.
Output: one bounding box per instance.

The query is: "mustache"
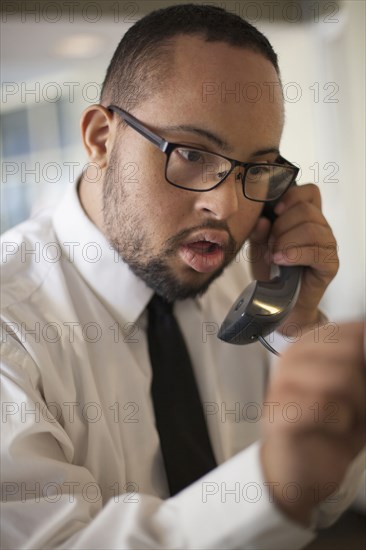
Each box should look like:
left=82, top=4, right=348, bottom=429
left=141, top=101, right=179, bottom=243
left=164, top=220, right=237, bottom=256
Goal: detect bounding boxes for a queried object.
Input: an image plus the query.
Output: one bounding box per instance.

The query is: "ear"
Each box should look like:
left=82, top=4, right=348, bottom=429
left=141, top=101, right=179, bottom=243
left=80, top=104, right=115, bottom=169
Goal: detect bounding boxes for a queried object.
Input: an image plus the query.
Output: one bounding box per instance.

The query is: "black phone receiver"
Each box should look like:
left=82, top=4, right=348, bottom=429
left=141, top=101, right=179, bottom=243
left=218, top=196, right=303, bottom=346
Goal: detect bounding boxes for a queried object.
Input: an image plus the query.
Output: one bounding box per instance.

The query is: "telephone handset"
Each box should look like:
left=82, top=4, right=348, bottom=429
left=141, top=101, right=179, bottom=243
left=218, top=192, right=303, bottom=348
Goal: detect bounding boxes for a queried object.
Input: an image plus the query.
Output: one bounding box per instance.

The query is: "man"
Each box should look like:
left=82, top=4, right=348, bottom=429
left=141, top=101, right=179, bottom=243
left=1, top=4, right=365, bottom=549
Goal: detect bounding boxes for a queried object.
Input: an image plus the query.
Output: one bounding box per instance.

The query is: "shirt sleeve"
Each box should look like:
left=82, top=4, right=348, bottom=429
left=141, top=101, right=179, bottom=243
left=0, top=335, right=361, bottom=550
left=314, top=448, right=366, bottom=528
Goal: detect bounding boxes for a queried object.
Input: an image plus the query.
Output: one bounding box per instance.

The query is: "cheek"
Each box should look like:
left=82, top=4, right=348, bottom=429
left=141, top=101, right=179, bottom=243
left=118, top=138, right=195, bottom=229
left=139, top=160, right=194, bottom=217
left=133, top=168, right=194, bottom=240
left=151, top=191, right=195, bottom=235
left=231, top=202, right=264, bottom=242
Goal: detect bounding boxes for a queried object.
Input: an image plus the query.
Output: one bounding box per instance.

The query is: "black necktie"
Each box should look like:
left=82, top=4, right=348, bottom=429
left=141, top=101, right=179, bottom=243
left=147, top=294, right=217, bottom=495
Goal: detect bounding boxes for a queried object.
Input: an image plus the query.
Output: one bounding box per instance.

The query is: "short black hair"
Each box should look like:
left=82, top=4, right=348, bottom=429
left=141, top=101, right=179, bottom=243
left=100, top=3, right=279, bottom=110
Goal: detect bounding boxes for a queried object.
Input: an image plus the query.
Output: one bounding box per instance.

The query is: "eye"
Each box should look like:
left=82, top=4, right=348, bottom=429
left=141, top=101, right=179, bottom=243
left=249, top=165, right=270, bottom=176
left=177, top=148, right=204, bottom=163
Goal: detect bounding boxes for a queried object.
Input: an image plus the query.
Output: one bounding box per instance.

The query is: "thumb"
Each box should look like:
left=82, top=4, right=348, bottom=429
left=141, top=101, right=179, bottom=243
left=248, top=216, right=272, bottom=280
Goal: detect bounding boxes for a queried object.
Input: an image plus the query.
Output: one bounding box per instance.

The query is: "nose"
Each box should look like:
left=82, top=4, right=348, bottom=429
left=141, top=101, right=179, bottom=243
left=194, top=169, right=243, bottom=220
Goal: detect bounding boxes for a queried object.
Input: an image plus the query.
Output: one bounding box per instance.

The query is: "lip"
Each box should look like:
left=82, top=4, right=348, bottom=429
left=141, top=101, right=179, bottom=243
left=182, top=229, right=230, bottom=248
left=178, top=229, right=229, bottom=274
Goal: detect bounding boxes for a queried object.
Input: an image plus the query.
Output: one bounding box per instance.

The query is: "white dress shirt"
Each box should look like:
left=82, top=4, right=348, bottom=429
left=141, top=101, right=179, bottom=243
left=1, top=181, right=364, bottom=549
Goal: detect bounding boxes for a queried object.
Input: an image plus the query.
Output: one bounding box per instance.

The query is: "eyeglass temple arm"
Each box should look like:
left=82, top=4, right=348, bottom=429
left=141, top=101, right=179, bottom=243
left=108, top=105, right=169, bottom=153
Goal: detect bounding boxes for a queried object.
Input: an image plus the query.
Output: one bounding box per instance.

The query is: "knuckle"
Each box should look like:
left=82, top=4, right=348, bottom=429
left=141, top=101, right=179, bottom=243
left=305, top=182, right=322, bottom=202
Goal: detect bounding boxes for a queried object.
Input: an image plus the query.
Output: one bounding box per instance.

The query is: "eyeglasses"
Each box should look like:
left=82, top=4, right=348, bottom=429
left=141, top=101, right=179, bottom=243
left=108, top=105, right=299, bottom=203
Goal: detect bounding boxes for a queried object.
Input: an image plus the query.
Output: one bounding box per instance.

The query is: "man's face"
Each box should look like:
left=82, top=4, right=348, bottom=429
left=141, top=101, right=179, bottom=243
left=102, top=36, right=284, bottom=301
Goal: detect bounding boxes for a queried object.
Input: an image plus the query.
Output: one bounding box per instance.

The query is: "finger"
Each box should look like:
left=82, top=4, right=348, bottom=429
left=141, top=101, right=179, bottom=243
left=278, top=322, right=366, bottom=423
left=266, top=215, right=338, bottom=271
left=262, top=387, right=355, bottom=435
left=274, top=183, right=322, bottom=215
left=282, top=322, right=365, bottom=374
left=270, top=201, right=330, bottom=243
left=271, top=240, right=339, bottom=277
left=267, top=199, right=336, bottom=273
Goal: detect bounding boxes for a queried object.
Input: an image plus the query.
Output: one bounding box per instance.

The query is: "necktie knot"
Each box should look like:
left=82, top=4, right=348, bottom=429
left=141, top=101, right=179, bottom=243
left=148, top=294, right=173, bottom=315
left=148, top=295, right=174, bottom=329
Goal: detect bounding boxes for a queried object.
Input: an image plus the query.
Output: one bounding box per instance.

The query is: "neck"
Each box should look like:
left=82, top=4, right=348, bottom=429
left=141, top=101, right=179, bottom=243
left=78, top=175, right=105, bottom=232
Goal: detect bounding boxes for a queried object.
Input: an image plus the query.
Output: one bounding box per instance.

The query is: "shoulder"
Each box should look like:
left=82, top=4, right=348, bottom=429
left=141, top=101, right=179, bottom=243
left=0, top=210, right=57, bottom=310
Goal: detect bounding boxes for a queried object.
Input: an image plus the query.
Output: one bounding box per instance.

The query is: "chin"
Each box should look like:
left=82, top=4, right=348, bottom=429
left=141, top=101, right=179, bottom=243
left=158, top=263, right=228, bottom=303
left=124, top=246, right=232, bottom=303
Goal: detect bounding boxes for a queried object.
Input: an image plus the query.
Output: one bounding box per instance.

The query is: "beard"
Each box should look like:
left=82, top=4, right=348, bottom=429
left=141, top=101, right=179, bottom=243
left=102, top=150, right=240, bottom=302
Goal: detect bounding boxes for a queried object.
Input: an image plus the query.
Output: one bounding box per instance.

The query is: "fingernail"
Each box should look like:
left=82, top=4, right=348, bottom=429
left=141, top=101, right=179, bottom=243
left=273, top=252, right=286, bottom=263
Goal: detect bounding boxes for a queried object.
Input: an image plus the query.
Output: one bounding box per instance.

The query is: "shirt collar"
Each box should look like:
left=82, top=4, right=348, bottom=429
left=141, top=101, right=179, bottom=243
left=52, top=180, right=154, bottom=325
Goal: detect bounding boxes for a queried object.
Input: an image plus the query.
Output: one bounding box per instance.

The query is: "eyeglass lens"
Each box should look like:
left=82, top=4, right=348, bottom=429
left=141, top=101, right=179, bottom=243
left=166, top=147, right=294, bottom=201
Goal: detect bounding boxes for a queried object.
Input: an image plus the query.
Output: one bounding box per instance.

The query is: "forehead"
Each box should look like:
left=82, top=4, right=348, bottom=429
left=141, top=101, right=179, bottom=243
left=139, top=35, right=284, bottom=152
left=170, top=34, right=279, bottom=84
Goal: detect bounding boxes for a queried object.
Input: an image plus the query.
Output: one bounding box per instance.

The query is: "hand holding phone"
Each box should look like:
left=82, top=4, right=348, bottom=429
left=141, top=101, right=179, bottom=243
left=218, top=192, right=303, bottom=348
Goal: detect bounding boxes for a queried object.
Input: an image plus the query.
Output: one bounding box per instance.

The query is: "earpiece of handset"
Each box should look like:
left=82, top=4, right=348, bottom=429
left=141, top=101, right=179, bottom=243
left=217, top=199, right=303, bottom=345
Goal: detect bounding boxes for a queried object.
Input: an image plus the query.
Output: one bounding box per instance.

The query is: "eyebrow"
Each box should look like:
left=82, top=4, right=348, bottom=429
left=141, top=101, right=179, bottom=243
left=156, top=124, right=280, bottom=159
left=251, top=147, right=280, bottom=158
left=157, top=124, right=231, bottom=152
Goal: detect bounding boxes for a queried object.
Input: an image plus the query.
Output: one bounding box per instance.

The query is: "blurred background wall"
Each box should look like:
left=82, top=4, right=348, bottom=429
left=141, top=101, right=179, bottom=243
left=1, top=0, right=365, bottom=321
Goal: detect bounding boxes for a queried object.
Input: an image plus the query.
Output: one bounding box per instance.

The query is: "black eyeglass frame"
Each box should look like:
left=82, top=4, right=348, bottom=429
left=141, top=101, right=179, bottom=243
left=108, top=104, right=299, bottom=203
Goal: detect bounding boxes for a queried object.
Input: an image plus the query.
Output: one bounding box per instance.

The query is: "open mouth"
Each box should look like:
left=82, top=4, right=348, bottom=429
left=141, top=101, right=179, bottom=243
left=186, top=241, right=222, bottom=254
left=178, top=231, right=228, bottom=273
